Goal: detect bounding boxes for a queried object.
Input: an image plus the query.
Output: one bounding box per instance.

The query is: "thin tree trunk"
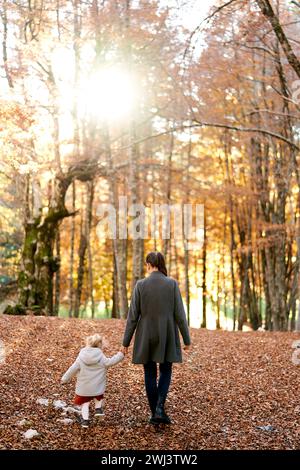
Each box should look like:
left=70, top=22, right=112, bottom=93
left=174, top=242, right=180, bottom=280
left=182, top=132, right=192, bottom=323
left=123, top=0, right=143, bottom=291
left=86, top=181, right=95, bottom=318
left=104, top=298, right=110, bottom=317
left=69, top=181, right=76, bottom=317
left=162, top=132, right=174, bottom=266
left=223, top=134, right=237, bottom=330
left=184, top=240, right=190, bottom=326
left=222, top=207, right=227, bottom=327
left=229, top=206, right=237, bottom=331
left=296, top=301, right=300, bottom=332
left=256, top=0, right=300, bottom=78
left=69, top=0, right=80, bottom=317
left=261, top=247, right=272, bottom=330
left=216, top=261, right=221, bottom=330
left=201, top=206, right=207, bottom=328
left=74, top=190, right=87, bottom=318
left=1, top=0, right=14, bottom=89
left=54, top=229, right=60, bottom=316
left=103, top=125, right=128, bottom=318
left=112, top=250, right=120, bottom=319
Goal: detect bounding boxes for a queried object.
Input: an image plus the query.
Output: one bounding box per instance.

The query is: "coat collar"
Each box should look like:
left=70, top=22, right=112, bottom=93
left=149, top=270, right=165, bottom=277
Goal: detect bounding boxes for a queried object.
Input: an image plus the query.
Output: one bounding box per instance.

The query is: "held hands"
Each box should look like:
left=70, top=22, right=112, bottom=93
left=121, top=345, right=190, bottom=354
left=120, top=346, right=128, bottom=356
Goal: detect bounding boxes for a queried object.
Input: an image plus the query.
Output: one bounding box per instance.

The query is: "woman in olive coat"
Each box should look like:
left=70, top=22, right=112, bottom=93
left=122, top=252, right=191, bottom=424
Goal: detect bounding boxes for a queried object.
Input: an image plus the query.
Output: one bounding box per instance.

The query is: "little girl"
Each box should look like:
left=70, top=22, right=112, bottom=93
left=61, top=333, right=125, bottom=428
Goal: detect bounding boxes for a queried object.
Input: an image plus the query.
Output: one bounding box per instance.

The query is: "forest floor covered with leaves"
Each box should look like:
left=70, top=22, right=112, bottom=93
left=0, top=314, right=300, bottom=450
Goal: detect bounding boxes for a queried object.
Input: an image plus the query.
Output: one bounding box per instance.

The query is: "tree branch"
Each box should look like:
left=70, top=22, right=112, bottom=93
left=113, top=122, right=300, bottom=153
left=244, top=108, right=300, bottom=119
left=184, top=0, right=239, bottom=60
left=256, top=0, right=300, bottom=78
left=192, top=119, right=300, bottom=151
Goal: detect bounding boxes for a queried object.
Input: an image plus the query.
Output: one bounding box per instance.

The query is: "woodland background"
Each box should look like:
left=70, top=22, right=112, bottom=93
left=0, top=0, right=300, bottom=332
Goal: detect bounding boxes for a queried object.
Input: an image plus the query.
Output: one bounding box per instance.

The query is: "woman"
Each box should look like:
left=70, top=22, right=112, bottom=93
left=122, top=251, right=191, bottom=425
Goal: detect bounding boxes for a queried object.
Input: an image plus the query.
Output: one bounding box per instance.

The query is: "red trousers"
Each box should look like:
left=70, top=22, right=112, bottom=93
left=74, top=394, right=104, bottom=405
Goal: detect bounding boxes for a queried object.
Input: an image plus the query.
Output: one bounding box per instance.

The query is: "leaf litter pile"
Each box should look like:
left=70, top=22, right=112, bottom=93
left=0, top=315, right=300, bottom=450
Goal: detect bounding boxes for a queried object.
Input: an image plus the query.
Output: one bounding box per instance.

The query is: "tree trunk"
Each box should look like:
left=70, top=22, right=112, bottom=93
left=182, top=132, right=192, bottom=324
left=112, top=250, right=120, bottom=319
left=201, top=206, right=207, bottom=328
left=103, top=125, right=128, bottom=318
left=74, top=189, right=87, bottom=318
left=68, top=1, right=81, bottom=317
left=184, top=240, right=190, bottom=326
left=113, top=238, right=128, bottom=319
left=162, top=132, right=174, bottom=267
left=223, top=134, right=237, bottom=330
left=229, top=205, right=237, bottom=330
left=86, top=181, right=95, bottom=318
left=128, top=121, right=144, bottom=289
left=1, top=0, right=14, bottom=88
left=255, top=0, right=300, bottom=78
left=54, top=229, right=60, bottom=316
left=69, top=181, right=76, bottom=317
left=216, top=261, right=221, bottom=330
left=17, top=176, right=71, bottom=315
left=296, top=301, right=300, bottom=332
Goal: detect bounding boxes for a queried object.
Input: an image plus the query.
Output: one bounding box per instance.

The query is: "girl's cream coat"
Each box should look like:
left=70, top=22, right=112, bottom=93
left=61, top=347, right=124, bottom=396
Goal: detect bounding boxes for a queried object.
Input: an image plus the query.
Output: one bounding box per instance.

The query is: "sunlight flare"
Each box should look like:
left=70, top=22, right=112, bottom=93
left=78, top=67, right=137, bottom=122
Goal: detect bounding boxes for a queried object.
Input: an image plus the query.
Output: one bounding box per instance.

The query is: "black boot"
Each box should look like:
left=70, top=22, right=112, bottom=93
left=148, top=415, right=159, bottom=425
left=154, top=396, right=171, bottom=424
left=145, top=397, right=158, bottom=425
left=148, top=402, right=160, bottom=425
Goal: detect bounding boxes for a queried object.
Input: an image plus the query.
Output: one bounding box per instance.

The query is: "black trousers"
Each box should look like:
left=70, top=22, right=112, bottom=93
left=143, top=361, right=172, bottom=415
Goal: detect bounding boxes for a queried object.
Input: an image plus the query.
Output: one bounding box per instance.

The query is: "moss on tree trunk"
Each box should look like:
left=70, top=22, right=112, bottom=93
left=8, top=177, right=70, bottom=316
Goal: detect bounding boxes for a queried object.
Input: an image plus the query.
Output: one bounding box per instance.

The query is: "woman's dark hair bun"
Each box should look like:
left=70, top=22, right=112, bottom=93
left=145, top=251, right=167, bottom=276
